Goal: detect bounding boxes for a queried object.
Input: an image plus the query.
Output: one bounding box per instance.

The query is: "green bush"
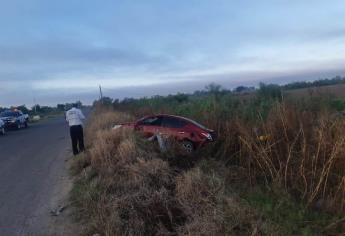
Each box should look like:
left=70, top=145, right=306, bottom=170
left=330, top=99, right=345, bottom=111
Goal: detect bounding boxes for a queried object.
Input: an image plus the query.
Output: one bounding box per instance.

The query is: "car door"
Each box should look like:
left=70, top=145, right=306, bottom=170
left=136, top=116, right=163, bottom=138
left=161, top=116, right=188, bottom=140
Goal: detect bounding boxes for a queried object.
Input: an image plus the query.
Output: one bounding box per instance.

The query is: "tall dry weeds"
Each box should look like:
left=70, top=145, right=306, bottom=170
left=175, top=167, right=278, bottom=236
left=73, top=110, right=276, bottom=235
left=235, top=103, right=345, bottom=212
left=75, top=112, right=185, bottom=235
left=72, top=99, right=345, bottom=235
left=85, top=109, right=133, bottom=146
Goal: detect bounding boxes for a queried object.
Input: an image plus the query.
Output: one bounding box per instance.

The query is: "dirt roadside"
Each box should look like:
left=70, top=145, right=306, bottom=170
left=21, top=148, right=82, bottom=236
left=44, top=153, right=82, bottom=236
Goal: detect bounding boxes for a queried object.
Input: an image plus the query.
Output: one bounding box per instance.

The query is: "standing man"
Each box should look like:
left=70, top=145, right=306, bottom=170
left=66, top=104, right=86, bottom=156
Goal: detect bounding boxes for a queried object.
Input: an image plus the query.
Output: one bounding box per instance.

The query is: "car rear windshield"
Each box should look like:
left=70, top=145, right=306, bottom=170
left=162, top=117, right=188, bottom=128
left=0, top=111, right=19, bottom=117
left=183, top=117, right=208, bottom=130
left=139, top=117, right=162, bottom=126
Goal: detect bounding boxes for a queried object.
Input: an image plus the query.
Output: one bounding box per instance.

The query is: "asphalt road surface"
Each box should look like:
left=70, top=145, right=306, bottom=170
left=0, top=117, right=75, bottom=236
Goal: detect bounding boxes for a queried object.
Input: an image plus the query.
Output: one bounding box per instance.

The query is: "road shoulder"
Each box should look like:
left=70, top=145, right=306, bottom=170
left=22, top=149, right=81, bottom=236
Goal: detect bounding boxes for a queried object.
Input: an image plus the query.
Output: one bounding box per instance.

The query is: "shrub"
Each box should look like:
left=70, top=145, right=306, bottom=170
left=73, top=113, right=185, bottom=235
left=176, top=167, right=278, bottom=236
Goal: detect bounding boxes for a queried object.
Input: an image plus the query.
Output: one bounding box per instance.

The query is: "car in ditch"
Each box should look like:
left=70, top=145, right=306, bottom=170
left=116, top=114, right=216, bottom=152
left=0, top=110, right=28, bottom=130
left=0, top=119, right=5, bottom=135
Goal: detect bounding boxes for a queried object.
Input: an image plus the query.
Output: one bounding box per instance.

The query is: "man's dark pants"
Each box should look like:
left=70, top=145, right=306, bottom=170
left=70, top=125, right=85, bottom=155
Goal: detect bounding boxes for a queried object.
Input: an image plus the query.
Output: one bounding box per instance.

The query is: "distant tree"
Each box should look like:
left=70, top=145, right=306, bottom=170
left=258, top=83, right=282, bottom=101
left=234, top=86, right=255, bottom=93
left=100, top=97, right=113, bottom=106
left=234, top=86, right=247, bottom=93
left=121, top=97, right=135, bottom=104
left=205, top=83, right=223, bottom=94
left=76, top=101, right=83, bottom=108
left=112, top=99, right=120, bottom=108
left=282, top=76, right=345, bottom=90
left=193, top=90, right=208, bottom=97
left=32, top=104, right=41, bottom=113
left=39, top=106, right=54, bottom=113
left=16, top=105, right=29, bottom=113
left=174, top=93, right=189, bottom=103
left=57, top=104, right=65, bottom=111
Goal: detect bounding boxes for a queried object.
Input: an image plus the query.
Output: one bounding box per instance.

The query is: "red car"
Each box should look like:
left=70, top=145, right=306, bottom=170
left=120, top=114, right=216, bottom=152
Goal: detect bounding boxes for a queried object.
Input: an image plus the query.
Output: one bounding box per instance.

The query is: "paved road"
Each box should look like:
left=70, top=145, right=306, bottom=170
left=0, top=117, right=74, bottom=236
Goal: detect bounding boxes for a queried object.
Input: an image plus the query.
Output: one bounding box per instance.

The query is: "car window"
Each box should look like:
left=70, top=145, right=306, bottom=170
left=183, top=117, right=207, bottom=130
left=162, top=117, right=187, bottom=128
left=140, top=117, right=162, bottom=126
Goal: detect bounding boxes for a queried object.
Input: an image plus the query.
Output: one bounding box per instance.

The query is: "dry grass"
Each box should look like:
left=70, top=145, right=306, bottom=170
left=199, top=101, right=345, bottom=214
left=73, top=114, right=182, bottom=235
left=85, top=108, right=133, bottom=146
left=71, top=100, right=345, bottom=235
left=284, top=83, right=345, bottom=99
left=232, top=103, right=345, bottom=213
left=71, top=110, right=277, bottom=236
left=175, top=167, right=279, bottom=236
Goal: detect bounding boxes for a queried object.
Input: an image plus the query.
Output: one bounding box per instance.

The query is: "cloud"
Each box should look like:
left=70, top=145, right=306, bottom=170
left=1, top=0, right=345, bottom=107
left=0, top=41, right=173, bottom=93
left=0, top=41, right=169, bottom=71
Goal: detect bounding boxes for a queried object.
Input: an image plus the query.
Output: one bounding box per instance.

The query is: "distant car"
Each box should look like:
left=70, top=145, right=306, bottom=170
left=118, top=114, right=216, bottom=152
left=0, top=110, right=28, bottom=130
left=0, top=119, right=5, bottom=135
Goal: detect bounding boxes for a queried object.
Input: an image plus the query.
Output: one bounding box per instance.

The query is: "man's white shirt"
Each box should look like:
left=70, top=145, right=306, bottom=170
left=66, top=108, right=85, bottom=126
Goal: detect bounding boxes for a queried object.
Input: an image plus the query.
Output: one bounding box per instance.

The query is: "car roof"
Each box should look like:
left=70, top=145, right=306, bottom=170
left=142, top=114, right=208, bottom=130
left=158, top=114, right=189, bottom=120
left=1, top=110, right=20, bottom=114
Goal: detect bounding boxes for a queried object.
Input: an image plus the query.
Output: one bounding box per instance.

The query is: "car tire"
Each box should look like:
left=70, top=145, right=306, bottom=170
left=181, top=140, right=194, bottom=153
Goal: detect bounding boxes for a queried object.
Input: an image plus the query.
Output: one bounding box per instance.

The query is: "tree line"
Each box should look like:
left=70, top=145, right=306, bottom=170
left=0, top=101, right=83, bottom=115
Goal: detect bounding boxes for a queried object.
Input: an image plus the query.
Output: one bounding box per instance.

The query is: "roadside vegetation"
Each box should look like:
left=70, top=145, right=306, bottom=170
left=71, top=77, right=345, bottom=236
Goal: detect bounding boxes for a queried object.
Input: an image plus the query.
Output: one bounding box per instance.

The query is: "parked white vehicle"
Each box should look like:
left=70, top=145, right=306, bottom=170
left=32, top=115, right=41, bottom=121
left=0, top=119, right=5, bottom=135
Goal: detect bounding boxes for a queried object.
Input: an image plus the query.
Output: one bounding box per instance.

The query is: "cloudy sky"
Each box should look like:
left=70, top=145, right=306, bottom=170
left=1, top=0, right=345, bottom=107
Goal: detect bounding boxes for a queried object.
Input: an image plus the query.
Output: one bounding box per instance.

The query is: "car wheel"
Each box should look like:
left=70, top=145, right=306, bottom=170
left=181, top=140, right=194, bottom=153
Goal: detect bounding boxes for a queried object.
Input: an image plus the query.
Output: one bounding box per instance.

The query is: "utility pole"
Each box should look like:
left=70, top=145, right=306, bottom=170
left=33, top=97, right=37, bottom=114
left=99, top=85, right=103, bottom=101
left=32, top=89, right=37, bottom=114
